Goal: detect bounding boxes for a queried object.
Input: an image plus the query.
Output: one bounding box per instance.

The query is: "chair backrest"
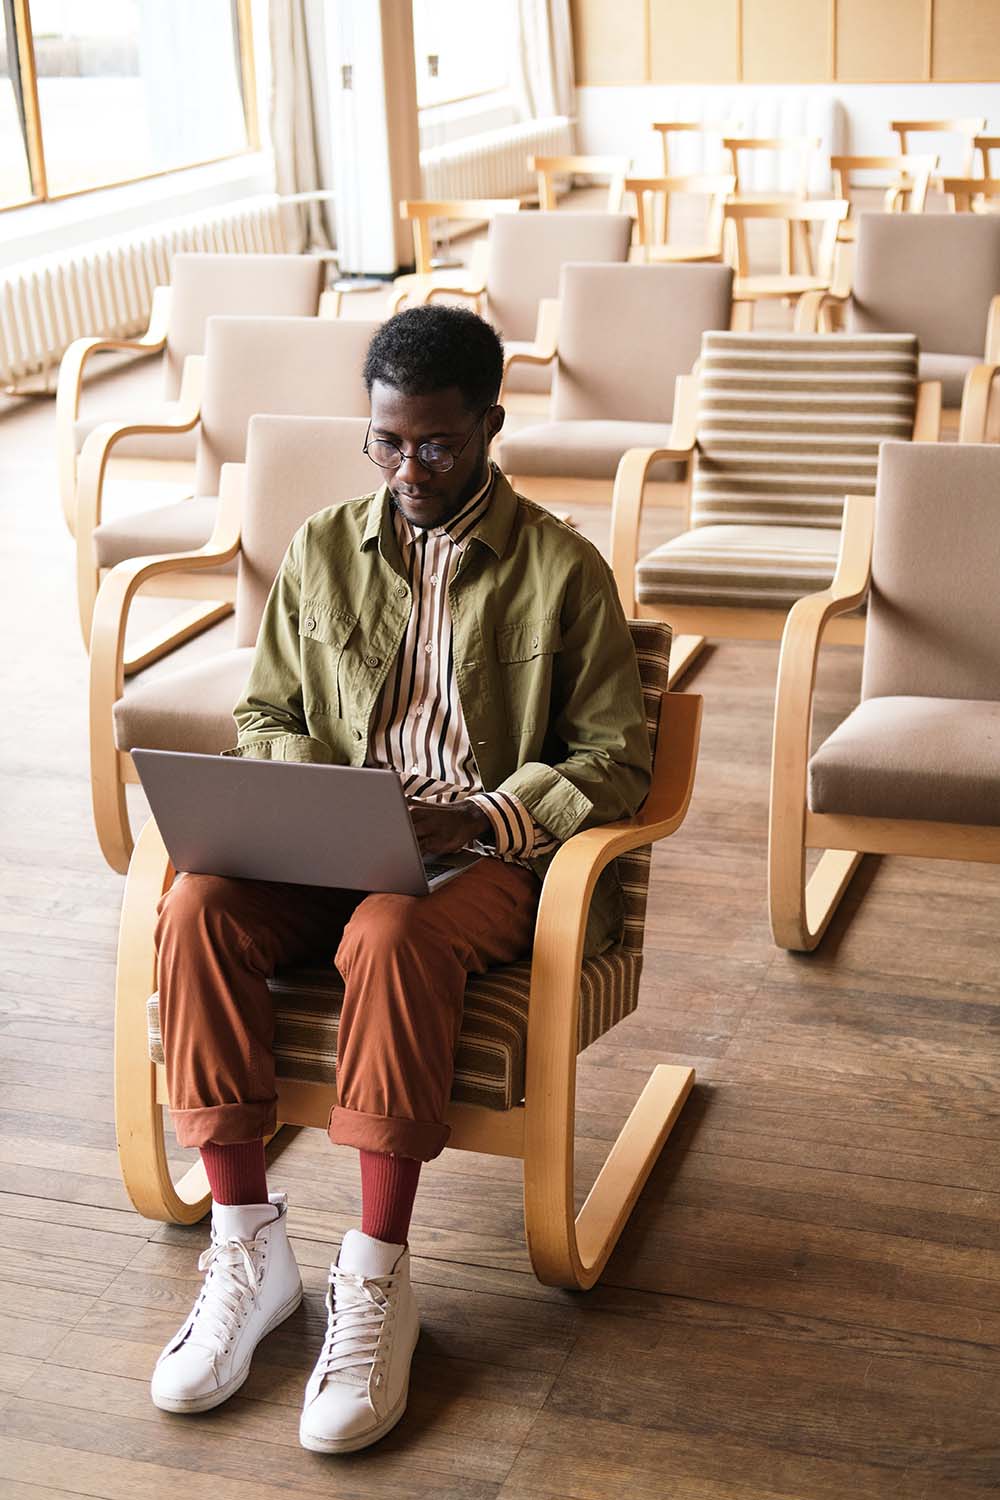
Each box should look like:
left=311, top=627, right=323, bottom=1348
left=977, top=135, right=1000, bottom=178
left=619, top=619, right=672, bottom=956
left=485, top=211, right=633, bottom=343
left=194, top=315, right=376, bottom=496
left=846, top=213, right=1000, bottom=357
left=689, top=332, right=918, bottom=531
left=861, top=441, right=1000, bottom=705
left=652, top=120, right=741, bottom=174
left=723, top=136, right=820, bottom=195
left=551, top=262, right=734, bottom=424
left=941, top=177, right=1000, bottom=213
left=830, top=155, right=937, bottom=215
left=626, top=174, right=735, bottom=258
left=236, top=414, right=377, bottom=647
left=529, top=154, right=631, bottom=212
left=399, top=198, right=520, bottom=274
left=163, top=253, right=324, bottom=399
left=891, top=118, right=986, bottom=176
left=722, top=198, right=848, bottom=278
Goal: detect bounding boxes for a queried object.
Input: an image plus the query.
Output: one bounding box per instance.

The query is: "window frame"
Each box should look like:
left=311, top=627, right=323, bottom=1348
left=1, top=0, right=260, bottom=215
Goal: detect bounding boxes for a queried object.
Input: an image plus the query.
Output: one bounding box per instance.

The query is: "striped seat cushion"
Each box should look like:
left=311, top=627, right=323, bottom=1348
left=636, top=522, right=842, bottom=609
left=147, top=620, right=672, bottom=1113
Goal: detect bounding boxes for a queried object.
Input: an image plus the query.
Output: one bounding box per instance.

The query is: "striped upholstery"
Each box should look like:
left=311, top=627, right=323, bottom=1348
left=636, top=332, right=918, bottom=609
left=147, top=622, right=671, bottom=1113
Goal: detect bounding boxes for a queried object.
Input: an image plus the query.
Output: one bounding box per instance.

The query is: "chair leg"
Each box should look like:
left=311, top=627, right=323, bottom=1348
left=523, top=1062, right=694, bottom=1290
left=666, top=633, right=707, bottom=687
left=770, top=835, right=863, bottom=952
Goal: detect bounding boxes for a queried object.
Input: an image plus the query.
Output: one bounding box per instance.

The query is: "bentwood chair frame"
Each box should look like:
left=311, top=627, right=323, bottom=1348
left=650, top=122, right=741, bottom=240
left=891, top=117, right=986, bottom=185
left=113, top=611, right=704, bottom=1292
left=830, top=154, right=937, bottom=239
left=723, top=135, right=821, bottom=274
left=723, top=198, right=849, bottom=324
left=530, top=154, right=632, bottom=212
left=626, top=174, right=735, bottom=263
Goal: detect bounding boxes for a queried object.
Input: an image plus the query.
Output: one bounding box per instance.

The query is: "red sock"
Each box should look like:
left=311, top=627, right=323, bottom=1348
left=200, top=1139, right=268, bottom=1205
left=359, top=1150, right=421, bottom=1246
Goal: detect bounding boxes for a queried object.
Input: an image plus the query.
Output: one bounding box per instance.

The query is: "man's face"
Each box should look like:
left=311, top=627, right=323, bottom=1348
left=368, top=381, right=505, bottom=531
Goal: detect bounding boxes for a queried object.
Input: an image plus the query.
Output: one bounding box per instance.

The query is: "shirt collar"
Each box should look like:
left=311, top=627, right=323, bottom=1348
left=391, top=465, right=495, bottom=551
left=361, top=464, right=519, bottom=560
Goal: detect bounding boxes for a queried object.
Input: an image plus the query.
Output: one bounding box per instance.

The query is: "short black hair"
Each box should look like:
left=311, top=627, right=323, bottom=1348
left=363, top=303, right=504, bottom=411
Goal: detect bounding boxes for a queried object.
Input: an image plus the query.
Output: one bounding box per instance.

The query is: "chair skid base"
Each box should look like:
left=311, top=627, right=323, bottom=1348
left=774, top=846, right=864, bottom=951
left=667, top=634, right=707, bottom=687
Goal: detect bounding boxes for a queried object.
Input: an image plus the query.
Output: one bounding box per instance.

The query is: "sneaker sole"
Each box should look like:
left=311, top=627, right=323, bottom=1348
left=152, top=1283, right=303, bottom=1414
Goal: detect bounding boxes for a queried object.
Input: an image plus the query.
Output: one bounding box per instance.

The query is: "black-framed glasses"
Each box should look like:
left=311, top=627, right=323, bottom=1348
left=363, top=408, right=489, bottom=474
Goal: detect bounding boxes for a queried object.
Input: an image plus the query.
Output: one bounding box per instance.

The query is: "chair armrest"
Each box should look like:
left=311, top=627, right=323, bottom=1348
left=959, top=362, right=1000, bottom=442
left=75, top=354, right=204, bottom=540
left=793, top=288, right=850, bottom=332
left=499, top=299, right=560, bottom=397
left=89, top=461, right=243, bottom=711
left=608, top=371, right=698, bottom=614
left=56, top=285, right=172, bottom=530
left=913, top=380, right=942, bottom=441
left=318, top=288, right=342, bottom=318
left=985, top=295, right=1000, bottom=363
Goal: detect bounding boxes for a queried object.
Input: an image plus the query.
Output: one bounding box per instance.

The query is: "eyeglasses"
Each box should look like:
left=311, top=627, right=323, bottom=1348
left=363, top=409, right=489, bottom=474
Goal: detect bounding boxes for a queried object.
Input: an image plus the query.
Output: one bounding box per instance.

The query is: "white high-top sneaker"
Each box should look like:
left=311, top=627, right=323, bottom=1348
left=151, top=1191, right=302, bottom=1414
left=299, top=1229, right=419, bottom=1453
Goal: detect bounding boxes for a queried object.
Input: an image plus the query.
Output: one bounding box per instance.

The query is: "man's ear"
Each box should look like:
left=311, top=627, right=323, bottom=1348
left=486, top=403, right=505, bottom=442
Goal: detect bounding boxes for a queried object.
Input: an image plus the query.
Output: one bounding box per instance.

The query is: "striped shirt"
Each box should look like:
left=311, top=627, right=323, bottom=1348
left=366, top=464, right=557, bottom=861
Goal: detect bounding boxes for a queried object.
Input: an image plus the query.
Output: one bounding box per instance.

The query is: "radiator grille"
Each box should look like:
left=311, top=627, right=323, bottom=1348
left=0, top=195, right=288, bottom=390
left=419, top=115, right=575, bottom=200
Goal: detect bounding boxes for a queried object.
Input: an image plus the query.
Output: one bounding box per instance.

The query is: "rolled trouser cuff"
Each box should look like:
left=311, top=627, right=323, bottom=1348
left=170, top=1099, right=277, bottom=1149
left=327, top=1104, right=450, bottom=1161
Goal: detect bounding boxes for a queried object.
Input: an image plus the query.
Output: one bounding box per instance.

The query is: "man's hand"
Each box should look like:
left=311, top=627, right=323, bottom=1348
left=407, top=798, right=492, bottom=857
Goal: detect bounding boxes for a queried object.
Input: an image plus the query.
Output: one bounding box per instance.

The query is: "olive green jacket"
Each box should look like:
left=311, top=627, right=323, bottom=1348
left=228, top=469, right=651, bottom=956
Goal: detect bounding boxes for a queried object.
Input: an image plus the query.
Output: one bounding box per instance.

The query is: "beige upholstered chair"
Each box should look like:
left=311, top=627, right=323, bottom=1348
left=390, top=210, right=633, bottom=394
left=89, top=415, right=376, bottom=873
left=610, top=330, right=940, bottom=687
left=56, top=253, right=330, bottom=533
left=796, top=213, right=1000, bottom=410
left=627, top=174, right=735, bottom=263
left=111, top=421, right=704, bottom=1288
left=497, top=262, right=734, bottom=508
left=769, top=441, right=1000, bottom=951
left=76, top=314, right=376, bottom=664
left=530, top=154, right=632, bottom=211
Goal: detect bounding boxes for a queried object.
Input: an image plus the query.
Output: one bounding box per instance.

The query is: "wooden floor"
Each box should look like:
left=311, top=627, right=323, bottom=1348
left=2, top=275, right=1000, bottom=1499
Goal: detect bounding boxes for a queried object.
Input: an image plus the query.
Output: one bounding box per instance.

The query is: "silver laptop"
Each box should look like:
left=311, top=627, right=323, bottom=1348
left=131, top=749, right=482, bottom=895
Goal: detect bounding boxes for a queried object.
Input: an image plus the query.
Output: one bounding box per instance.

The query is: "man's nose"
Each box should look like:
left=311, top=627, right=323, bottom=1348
left=396, top=451, right=431, bottom=483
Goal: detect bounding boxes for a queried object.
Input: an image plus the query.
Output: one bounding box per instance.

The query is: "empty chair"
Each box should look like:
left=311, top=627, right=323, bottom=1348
left=497, top=262, right=734, bottom=507
left=723, top=198, right=848, bottom=323
left=398, top=197, right=520, bottom=275
left=830, top=155, right=937, bottom=239
left=89, top=414, right=377, bottom=873
left=392, top=211, right=633, bottom=394
left=56, top=252, right=329, bottom=533
left=76, top=314, right=377, bottom=659
left=769, top=441, right=1000, bottom=951
left=610, top=330, right=939, bottom=687
left=796, top=213, right=1000, bottom=409
left=723, top=136, right=822, bottom=274
left=530, top=153, right=631, bottom=211
left=891, top=117, right=986, bottom=183
left=627, top=174, right=735, bottom=263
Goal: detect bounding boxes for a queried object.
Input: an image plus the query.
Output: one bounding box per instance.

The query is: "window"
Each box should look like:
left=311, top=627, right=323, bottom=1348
left=411, top=0, right=513, bottom=108
left=0, top=0, right=257, bottom=211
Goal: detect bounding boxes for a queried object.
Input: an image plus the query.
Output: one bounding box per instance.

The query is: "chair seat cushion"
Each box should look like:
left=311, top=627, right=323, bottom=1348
left=499, top=421, right=684, bottom=482
left=74, top=414, right=199, bottom=462
left=93, top=494, right=230, bottom=570
left=636, top=524, right=842, bottom=609
left=148, top=946, right=642, bottom=1112
left=809, top=696, right=1000, bottom=826
left=114, top=648, right=255, bottom=754
left=918, top=352, right=978, bottom=408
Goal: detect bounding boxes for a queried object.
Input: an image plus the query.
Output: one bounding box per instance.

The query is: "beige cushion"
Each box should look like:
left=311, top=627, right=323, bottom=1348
left=552, top=263, right=734, bottom=423
left=93, top=494, right=221, bottom=570
left=862, top=442, right=1000, bottom=704
left=847, top=212, right=1000, bottom=358
left=499, top=420, right=683, bottom=482
left=809, top=696, right=1000, bottom=826
left=74, top=415, right=199, bottom=462
left=113, top=649, right=254, bottom=754
left=636, top=523, right=841, bottom=608
left=918, top=351, right=978, bottom=407
left=689, top=332, right=918, bottom=530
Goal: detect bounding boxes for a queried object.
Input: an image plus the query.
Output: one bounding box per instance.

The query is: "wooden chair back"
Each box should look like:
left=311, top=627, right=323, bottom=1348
left=941, top=178, right=1000, bottom=213
left=399, top=198, right=521, bottom=274
left=722, top=198, right=848, bottom=277
left=651, top=120, right=742, bottom=173
left=891, top=118, right=986, bottom=177
left=529, top=154, right=631, bottom=212
left=722, top=136, right=820, bottom=196
left=976, top=135, right=1000, bottom=179
left=830, top=154, right=937, bottom=217
left=626, top=173, right=735, bottom=260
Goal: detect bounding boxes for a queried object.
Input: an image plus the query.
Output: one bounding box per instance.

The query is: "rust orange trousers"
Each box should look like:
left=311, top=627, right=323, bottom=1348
left=154, top=858, right=539, bottom=1161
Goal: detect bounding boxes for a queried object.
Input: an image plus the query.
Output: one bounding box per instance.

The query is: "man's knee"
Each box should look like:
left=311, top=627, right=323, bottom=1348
left=337, top=892, right=444, bottom=972
left=155, top=873, right=246, bottom=952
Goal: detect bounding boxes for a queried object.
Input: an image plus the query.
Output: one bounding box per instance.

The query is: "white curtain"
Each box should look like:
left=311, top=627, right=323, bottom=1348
left=268, top=0, right=333, bottom=252
left=510, top=0, right=576, bottom=125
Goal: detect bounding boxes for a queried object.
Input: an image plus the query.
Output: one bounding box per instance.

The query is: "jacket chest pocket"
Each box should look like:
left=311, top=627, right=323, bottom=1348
left=299, top=601, right=358, bottom=718
left=496, top=617, right=561, bottom=736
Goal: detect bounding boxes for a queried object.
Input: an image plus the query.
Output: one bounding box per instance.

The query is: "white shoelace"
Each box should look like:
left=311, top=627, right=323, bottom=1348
left=315, top=1268, right=396, bottom=1387
left=182, top=1235, right=261, bottom=1356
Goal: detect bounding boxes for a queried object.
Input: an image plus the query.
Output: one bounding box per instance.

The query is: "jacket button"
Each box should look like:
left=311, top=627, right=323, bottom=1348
left=365, top=653, right=380, bottom=668
left=395, top=582, right=407, bottom=597
left=304, top=616, right=316, bottom=631
left=352, top=728, right=363, bottom=741
left=532, top=636, right=539, bottom=648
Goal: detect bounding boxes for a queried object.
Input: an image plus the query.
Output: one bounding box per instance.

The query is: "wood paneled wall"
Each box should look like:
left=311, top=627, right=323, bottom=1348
left=571, top=0, right=1000, bottom=83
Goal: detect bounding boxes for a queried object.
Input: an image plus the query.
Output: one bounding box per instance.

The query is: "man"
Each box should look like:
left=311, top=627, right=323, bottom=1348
left=151, top=305, right=650, bottom=1452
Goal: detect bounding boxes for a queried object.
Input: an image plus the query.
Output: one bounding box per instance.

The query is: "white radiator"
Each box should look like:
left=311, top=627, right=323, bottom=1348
left=0, top=195, right=289, bottom=391
left=419, top=115, right=575, bottom=200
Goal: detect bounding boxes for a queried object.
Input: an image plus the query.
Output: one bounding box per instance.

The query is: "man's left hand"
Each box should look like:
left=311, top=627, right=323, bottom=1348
left=407, top=799, right=491, bottom=857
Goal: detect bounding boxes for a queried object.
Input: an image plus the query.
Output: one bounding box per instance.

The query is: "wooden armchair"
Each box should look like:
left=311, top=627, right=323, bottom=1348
left=55, top=252, right=331, bottom=534
left=722, top=135, right=821, bottom=275
left=114, top=601, right=703, bottom=1290
left=89, top=415, right=376, bottom=874
left=75, top=314, right=376, bottom=663
left=627, top=174, right=735, bottom=263
left=723, top=198, right=848, bottom=323
left=769, top=441, right=1000, bottom=951
left=610, top=330, right=938, bottom=687
left=530, top=153, right=632, bottom=211
left=830, top=154, right=937, bottom=239
left=891, top=117, right=986, bottom=188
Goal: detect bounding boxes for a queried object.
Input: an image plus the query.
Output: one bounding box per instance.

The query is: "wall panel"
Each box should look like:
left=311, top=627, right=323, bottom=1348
left=836, top=0, right=930, bottom=82
left=571, top=0, right=647, bottom=83
left=742, top=0, right=831, bottom=82
left=932, top=0, right=1000, bottom=81
left=649, top=0, right=740, bottom=82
